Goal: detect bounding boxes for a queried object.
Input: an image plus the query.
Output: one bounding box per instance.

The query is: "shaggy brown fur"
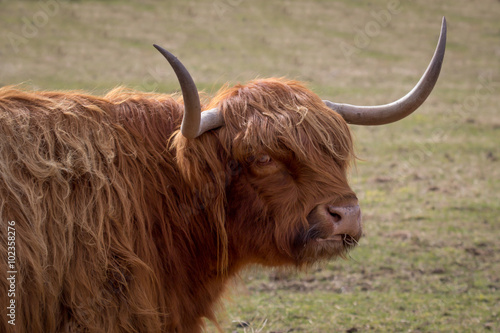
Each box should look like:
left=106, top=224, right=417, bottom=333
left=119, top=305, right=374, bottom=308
left=0, top=78, right=357, bottom=332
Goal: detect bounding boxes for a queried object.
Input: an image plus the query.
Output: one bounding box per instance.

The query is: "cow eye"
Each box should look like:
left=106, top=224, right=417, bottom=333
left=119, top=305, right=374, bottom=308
left=256, top=154, right=272, bottom=165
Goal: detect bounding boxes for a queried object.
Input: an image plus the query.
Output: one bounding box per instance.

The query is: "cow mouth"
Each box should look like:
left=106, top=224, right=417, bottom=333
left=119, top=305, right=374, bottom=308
left=294, top=232, right=360, bottom=264
left=315, top=234, right=359, bottom=249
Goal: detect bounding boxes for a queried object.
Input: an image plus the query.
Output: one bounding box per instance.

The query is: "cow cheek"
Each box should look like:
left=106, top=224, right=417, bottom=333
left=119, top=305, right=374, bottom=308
left=226, top=180, right=297, bottom=266
left=225, top=182, right=271, bottom=255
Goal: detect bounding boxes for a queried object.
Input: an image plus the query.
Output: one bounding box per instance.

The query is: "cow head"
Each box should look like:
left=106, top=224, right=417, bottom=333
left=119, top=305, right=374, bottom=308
left=209, top=78, right=361, bottom=267
left=156, top=18, right=446, bottom=269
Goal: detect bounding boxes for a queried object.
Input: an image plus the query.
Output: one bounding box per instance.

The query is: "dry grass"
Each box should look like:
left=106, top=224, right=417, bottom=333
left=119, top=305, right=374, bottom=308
left=1, top=0, right=499, bottom=332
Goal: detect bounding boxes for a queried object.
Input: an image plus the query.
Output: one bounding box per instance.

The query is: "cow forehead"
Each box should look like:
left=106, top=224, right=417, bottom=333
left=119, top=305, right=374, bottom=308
left=219, top=83, right=353, bottom=165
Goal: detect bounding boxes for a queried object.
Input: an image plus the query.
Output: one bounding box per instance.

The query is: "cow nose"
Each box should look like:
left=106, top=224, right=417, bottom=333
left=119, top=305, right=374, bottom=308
left=327, top=204, right=362, bottom=237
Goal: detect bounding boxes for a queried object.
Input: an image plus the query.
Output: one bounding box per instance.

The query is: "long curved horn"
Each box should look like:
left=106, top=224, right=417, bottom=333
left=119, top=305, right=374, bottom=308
left=153, top=45, right=224, bottom=138
left=324, top=17, right=447, bottom=125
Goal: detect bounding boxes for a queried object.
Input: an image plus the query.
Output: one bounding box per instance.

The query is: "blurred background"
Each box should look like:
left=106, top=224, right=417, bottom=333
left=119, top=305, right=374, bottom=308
left=1, top=0, right=499, bottom=331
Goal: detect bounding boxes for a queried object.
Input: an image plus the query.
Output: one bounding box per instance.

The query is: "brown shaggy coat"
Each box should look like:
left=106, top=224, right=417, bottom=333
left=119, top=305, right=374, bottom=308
left=0, top=78, right=355, bottom=332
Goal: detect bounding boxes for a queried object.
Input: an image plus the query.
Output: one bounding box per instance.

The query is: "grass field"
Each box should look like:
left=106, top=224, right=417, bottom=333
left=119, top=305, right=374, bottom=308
left=1, top=0, right=499, bottom=332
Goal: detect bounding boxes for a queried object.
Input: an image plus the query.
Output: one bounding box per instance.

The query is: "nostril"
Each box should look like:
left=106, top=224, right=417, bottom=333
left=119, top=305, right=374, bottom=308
left=327, top=206, right=343, bottom=223
left=329, top=212, right=341, bottom=223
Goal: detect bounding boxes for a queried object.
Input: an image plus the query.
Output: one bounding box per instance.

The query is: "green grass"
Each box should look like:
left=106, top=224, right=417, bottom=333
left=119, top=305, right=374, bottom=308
left=1, top=0, right=499, bottom=332
left=221, top=290, right=498, bottom=332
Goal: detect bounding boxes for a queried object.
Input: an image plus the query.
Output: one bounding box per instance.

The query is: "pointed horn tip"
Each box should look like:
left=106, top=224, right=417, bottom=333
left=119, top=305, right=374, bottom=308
left=153, top=44, right=179, bottom=63
left=439, top=17, right=447, bottom=40
left=153, top=43, right=167, bottom=51
left=152, top=44, right=162, bottom=52
left=436, top=17, right=447, bottom=57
